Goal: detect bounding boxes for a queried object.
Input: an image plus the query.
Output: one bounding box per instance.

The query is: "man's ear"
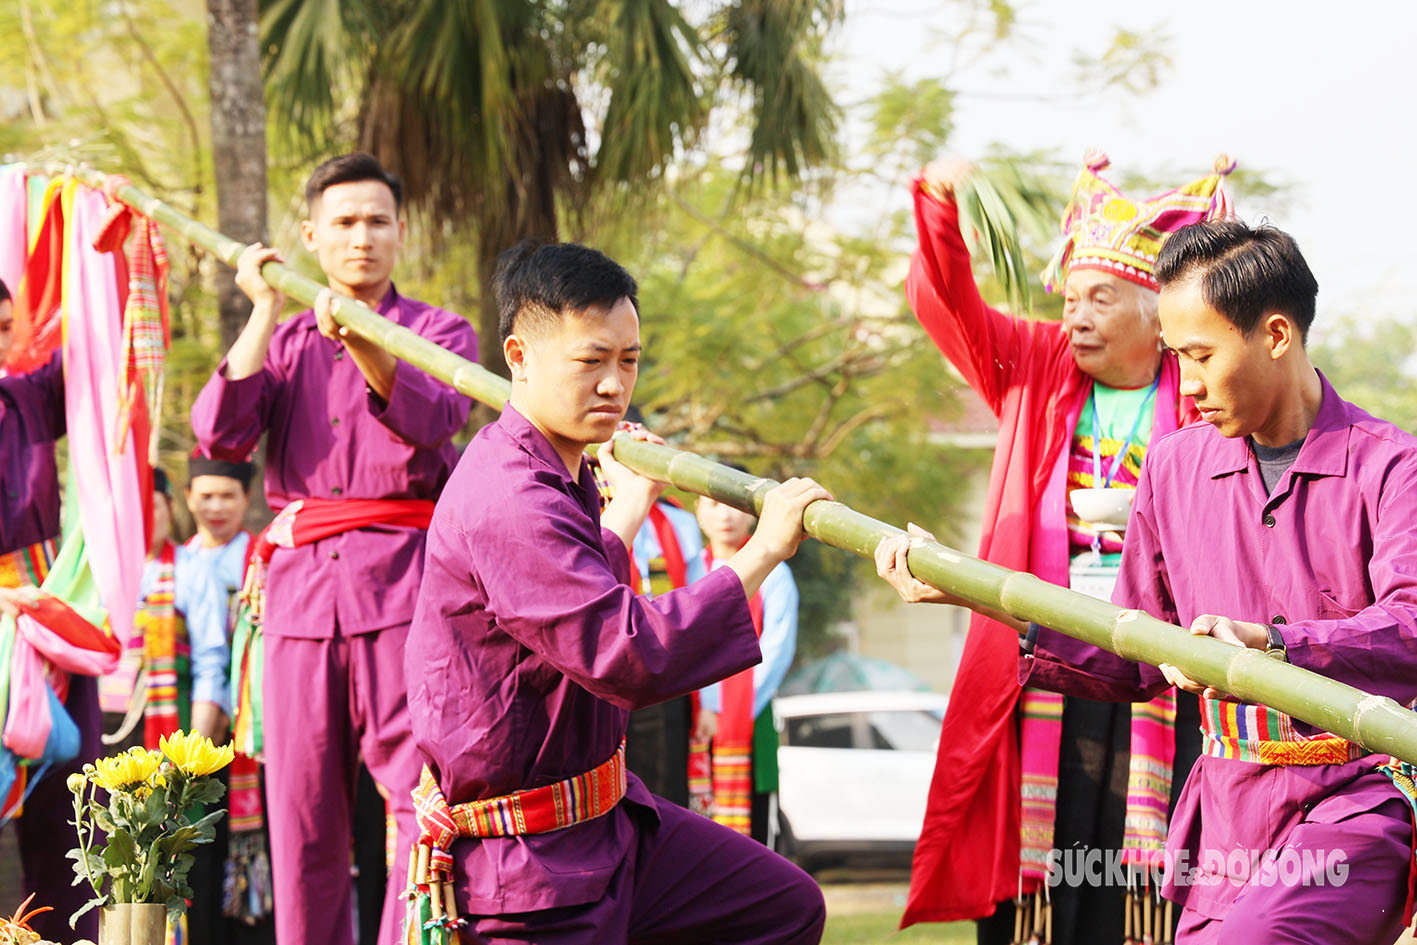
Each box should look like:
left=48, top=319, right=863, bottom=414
left=1265, top=312, right=1297, bottom=361
left=299, top=217, right=317, bottom=253
left=504, top=333, right=530, bottom=381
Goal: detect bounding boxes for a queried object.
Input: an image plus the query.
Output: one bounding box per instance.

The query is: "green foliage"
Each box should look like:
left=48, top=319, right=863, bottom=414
left=1312, top=315, right=1417, bottom=432
left=590, top=155, right=988, bottom=650
left=1072, top=26, right=1174, bottom=95
left=715, top=0, right=844, bottom=184
left=954, top=161, right=1058, bottom=313
left=821, top=909, right=972, bottom=944
left=864, top=74, right=955, bottom=172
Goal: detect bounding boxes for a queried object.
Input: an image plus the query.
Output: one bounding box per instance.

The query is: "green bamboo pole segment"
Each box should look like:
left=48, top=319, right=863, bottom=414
left=41, top=164, right=1417, bottom=765
left=613, top=436, right=1417, bottom=765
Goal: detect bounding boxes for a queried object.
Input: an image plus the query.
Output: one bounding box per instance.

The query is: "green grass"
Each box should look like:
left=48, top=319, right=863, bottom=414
left=821, top=911, right=974, bottom=944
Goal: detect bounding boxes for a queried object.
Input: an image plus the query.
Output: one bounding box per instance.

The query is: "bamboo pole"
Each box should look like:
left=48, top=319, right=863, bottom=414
left=40, top=164, right=1417, bottom=766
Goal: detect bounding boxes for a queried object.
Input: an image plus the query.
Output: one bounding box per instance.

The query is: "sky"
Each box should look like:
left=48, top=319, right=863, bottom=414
left=832, top=0, right=1417, bottom=331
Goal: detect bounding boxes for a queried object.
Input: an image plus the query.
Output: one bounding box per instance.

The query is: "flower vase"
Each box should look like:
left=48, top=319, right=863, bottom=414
left=98, top=903, right=167, bottom=945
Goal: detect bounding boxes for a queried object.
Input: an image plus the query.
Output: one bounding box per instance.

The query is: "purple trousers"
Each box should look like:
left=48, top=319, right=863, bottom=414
left=461, top=799, right=825, bottom=944
left=264, top=628, right=421, bottom=945
left=14, top=675, right=102, bottom=943
left=1175, top=795, right=1413, bottom=944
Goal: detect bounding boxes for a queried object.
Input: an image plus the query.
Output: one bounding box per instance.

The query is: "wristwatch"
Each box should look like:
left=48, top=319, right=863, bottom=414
left=1263, top=623, right=1288, bottom=662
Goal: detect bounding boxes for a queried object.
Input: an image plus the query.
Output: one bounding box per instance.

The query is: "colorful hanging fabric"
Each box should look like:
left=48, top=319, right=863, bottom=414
left=93, top=174, right=170, bottom=451
left=0, top=170, right=151, bottom=788
left=3, top=537, right=121, bottom=760
left=1017, top=688, right=1064, bottom=882
left=7, top=176, right=65, bottom=374
left=134, top=542, right=190, bottom=748
left=59, top=178, right=147, bottom=649
left=0, top=165, right=27, bottom=293
left=1121, top=690, right=1177, bottom=868
left=222, top=532, right=274, bottom=923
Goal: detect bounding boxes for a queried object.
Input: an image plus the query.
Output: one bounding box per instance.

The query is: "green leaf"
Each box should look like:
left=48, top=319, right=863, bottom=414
left=69, top=896, right=104, bottom=929
left=184, top=778, right=227, bottom=806
left=103, top=830, right=138, bottom=870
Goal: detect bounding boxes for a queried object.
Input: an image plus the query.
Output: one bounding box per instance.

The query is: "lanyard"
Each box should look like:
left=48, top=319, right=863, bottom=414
left=1090, top=374, right=1160, bottom=490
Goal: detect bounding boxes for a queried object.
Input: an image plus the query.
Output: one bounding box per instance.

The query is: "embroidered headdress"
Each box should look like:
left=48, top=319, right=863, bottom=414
left=1042, top=151, right=1235, bottom=293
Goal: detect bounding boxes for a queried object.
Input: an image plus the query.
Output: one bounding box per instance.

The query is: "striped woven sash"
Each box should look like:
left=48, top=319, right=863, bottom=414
left=405, top=740, right=628, bottom=934
left=1201, top=697, right=1369, bottom=765
left=414, top=739, right=626, bottom=855
left=0, top=537, right=56, bottom=589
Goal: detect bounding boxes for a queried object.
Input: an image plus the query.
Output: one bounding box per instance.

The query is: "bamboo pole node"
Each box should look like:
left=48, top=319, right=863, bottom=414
left=1353, top=694, right=1389, bottom=728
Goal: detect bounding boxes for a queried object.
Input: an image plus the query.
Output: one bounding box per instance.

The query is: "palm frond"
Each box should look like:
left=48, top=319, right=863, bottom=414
left=261, top=0, right=383, bottom=144
left=717, top=0, right=842, bottom=185
left=596, top=0, right=707, bottom=183
left=954, top=160, right=1060, bottom=313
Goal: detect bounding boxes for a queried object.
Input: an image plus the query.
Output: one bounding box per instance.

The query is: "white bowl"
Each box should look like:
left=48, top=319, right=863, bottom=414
left=1070, top=487, right=1134, bottom=531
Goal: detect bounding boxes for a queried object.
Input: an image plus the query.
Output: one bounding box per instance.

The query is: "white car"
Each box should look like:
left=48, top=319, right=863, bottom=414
left=772, top=689, right=948, bottom=871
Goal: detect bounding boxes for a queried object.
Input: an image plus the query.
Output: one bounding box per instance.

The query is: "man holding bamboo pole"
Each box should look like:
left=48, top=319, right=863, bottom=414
left=1027, top=219, right=1417, bottom=944
left=893, top=152, right=1234, bottom=943
left=887, top=219, right=1417, bottom=944
left=402, top=239, right=828, bottom=944
left=192, top=152, right=476, bottom=945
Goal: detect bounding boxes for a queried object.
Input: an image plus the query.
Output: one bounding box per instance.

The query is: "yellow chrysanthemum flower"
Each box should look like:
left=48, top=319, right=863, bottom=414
left=159, top=730, right=235, bottom=777
left=91, top=747, right=162, bottom=791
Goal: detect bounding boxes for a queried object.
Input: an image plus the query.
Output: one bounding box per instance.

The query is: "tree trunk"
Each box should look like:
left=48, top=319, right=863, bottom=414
left=205, top=0, right=267, bottom=351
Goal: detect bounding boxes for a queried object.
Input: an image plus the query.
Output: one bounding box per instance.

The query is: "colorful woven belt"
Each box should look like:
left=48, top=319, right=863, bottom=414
left=0, top=538, right=56, bottom=590
left=1201, top=698, right=1369, bottom=765
left=404, top=739, right=627, bottom=937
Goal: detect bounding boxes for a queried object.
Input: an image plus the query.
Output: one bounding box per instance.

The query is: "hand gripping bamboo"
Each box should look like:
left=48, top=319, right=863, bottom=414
left=42, top=164, right=1417, bottom=767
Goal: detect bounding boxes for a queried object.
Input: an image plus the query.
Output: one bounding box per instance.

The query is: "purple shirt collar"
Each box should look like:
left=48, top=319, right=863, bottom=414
left=1202, top=370, right=1349, bottom=480
left=498, top=403, right=601, bottom=512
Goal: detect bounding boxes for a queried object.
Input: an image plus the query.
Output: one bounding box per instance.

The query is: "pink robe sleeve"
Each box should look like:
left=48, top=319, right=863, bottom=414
left=907, top=181, right=1062, bottom=416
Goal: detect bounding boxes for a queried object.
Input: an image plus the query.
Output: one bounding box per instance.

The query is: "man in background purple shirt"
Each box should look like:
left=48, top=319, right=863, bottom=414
left=406, top=240, right=828, bottom=943
left=1016, top=220, right=1417, bottom=944
left=192, top=153, right=475, bottom=945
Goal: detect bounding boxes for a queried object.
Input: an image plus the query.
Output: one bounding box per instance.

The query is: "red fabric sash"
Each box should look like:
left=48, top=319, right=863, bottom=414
left=648, top=504, right=688, bottom=589
left=15, top=594, right=120, bottom=662
left=7, top=183, right=64, bottom=373
left=252, top=497, right=435, bottom=563
left=243, top=497, right=435, bottom=621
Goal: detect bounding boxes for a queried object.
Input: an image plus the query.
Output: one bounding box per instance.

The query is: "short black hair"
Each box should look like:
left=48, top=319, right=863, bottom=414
left=305, top=152, right=403, bottom=212
left=1155, top=220, right=1318, bottom=339
left=494, top=240, right=639, bottom=344
left=0, top=277, right=10, bottom=304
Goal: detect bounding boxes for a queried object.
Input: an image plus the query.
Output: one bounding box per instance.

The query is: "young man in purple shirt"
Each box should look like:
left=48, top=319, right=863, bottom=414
left=1015, top=221, right=1417, bottom=943
left=405, top=240, right=828, bottom=944
left=192, top=153, right=476, bottom=945
left=880, top=219, right=1417, bottom=943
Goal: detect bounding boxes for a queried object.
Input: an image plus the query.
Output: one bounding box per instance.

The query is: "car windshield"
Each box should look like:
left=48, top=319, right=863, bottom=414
left=865, top=710, right=941, bottom=751
left=784, top=708, right=942, bottom=751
